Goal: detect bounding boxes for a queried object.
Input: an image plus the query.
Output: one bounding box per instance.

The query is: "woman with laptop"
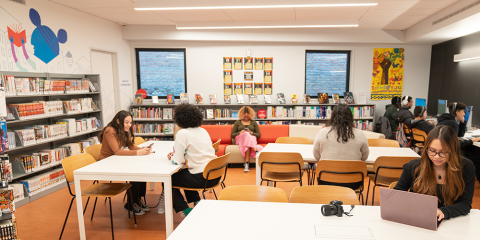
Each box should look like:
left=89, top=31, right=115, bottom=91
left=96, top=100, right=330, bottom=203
left=395, top=125, right=475, bottom=221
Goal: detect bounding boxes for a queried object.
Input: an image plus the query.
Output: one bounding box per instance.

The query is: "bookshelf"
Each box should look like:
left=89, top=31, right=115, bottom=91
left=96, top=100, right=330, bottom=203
left=1, top=71, right=104, bottom=210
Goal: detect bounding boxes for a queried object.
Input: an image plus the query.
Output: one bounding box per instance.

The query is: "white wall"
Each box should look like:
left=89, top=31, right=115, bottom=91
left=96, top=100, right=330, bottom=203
left=0, top=0, right=133, bottom=110
left=131, top=41, right=431, bottom=118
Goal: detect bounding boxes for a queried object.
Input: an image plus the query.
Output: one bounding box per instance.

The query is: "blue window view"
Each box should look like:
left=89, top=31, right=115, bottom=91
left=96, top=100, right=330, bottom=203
left=137, top=49, right=186, bottom=97
left=305, top=51, right=349, bottom=97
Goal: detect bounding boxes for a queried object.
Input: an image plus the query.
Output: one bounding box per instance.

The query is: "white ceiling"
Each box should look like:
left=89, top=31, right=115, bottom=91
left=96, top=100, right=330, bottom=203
left=49, top=0, right=458, bottom=30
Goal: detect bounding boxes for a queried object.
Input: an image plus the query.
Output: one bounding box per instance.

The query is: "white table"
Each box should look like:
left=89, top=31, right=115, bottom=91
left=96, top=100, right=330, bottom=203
left=168, top=200, right=480, bottom=240
left=255, top=144, right=419, bottom=185
left=463, top=129, right=480, bottom=147
left=73, top=141, right=181, bottom=240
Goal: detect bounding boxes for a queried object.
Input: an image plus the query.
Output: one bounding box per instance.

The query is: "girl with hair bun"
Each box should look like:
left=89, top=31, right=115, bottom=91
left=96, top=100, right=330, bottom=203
left=231, top=106, right=263, bottom=172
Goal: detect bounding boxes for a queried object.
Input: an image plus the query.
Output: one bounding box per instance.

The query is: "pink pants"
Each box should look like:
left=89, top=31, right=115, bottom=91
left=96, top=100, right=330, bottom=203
left=235, top=132, right=264, bottom=158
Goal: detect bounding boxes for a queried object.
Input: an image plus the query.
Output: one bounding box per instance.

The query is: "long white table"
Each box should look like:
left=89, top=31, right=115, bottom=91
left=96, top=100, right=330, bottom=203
left=255, top=143, right=420, bottom=185
left=73, top=141, right=181, bottom=240
left=168, top=200, right=480, bottom=240
left=463, top=129, right=480, bottom=147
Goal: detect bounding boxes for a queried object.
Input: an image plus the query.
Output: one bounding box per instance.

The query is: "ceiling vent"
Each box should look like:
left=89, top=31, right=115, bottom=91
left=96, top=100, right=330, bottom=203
left=7, top=0, right=26, bottom=5
left=433, top=0, right=480, bottom=25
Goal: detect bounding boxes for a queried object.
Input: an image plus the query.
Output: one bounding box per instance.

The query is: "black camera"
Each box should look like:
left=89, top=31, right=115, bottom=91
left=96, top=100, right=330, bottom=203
left=321, top=200, right=344, bottom=217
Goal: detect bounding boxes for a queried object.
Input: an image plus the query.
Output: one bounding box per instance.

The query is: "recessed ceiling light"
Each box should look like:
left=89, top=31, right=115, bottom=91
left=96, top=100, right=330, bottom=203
left=176, top=20, right=359, bottom=29
left=134, top=0, right=378, bottom=10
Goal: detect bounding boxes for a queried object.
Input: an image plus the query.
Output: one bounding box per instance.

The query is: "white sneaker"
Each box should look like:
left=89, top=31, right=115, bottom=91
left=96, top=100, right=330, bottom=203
left=124, top=203, right=145, bottom=216
left=138, top=198, right=150, bottom=212
left=244, top=163, right=250, bottom=172
left=157, top=192, right=165, bottom=214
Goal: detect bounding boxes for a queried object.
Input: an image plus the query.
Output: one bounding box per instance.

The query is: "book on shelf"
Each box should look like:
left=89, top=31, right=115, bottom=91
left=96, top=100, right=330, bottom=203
left=277, top=93, right=285, bottom=104
left=164, top=123, right=174, bottom=134
left=152, top=96, right=159, bottom=104
left=0, top=189, right=15, bottom=214
left=264, top=95, right=272, bottom=104
left=135, top=94, right=143, bottom=104
left=7, top=132, right=16, bottom=150
left=236, top=94, right=244, bottom=104
left=180, top=93, right=189, bottom=103
left=87, top=79, right=96, bottom=92
left=1, top=155, right=13, bottom=183
left=291, top=94, right=298, bottom=104
left=195, top=94, right=203, bottom=104
left=209, top=94, right=217, bottom=104
left=224, top=95, right=231, bottom=104
left=131, top=107, right=162, bottom=119
left=163, top=108, right=173, bottom=119
left=304, top=94, right=311, bottom=104
left=206, top=109, right=214, bottom=119
left=332, top=94, right=340, bottom=104
left=344, top=92, right=355, bottom=104
left=19, top=168, right=66, bottom=194
left=5, top=106, right=16, bottom=121
left=0, top=121, right=8, bottom=153
left=318, top=93, right=329, bottom=104
left=167, top=94, right=175, bottom=104
left=249, top=95, right=258, bottom=104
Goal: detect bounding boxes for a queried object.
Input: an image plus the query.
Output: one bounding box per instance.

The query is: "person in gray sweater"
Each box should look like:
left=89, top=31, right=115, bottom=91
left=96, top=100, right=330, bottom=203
left=313, top=104, right=369, bottom=189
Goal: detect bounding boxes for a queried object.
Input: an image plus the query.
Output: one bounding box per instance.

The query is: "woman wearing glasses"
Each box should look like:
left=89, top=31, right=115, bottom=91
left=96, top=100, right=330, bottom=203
left=395, top=125, right=475, bottom=221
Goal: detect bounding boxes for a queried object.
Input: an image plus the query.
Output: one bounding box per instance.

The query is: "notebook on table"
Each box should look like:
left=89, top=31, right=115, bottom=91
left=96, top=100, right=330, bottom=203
left=380, top=188, right=442, bottom=231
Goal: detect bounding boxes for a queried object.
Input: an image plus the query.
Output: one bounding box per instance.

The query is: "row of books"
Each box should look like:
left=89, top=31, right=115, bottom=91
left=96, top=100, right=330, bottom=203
left=131, top=108, right=173, bottom=120
left=1, top=75, right=97, bottom=95
left=9, top=100, right=63, bottom=119
left=14, top=148, right=68, bottom=173
left=61, top=137, right=99, bottom=156
left=132, top=123, right=175, bottom=135
left=355, top=120, right=374, bottom=131
left=0, top=218, right=18, bottom=239
left=63, top=98, right=98, bottom=114
left=57, top=117, right=100, bottom=136
left=19, top=168, right=66, bottom=195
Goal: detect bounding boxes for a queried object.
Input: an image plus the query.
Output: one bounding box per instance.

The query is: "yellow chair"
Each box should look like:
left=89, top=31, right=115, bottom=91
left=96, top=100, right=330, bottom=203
left=212, top=139, right=221, bottom=152
left=219, top=185, right=288, bottom=203
left=404, top=124, right=413, bottom=140
left=412, top=128, right=427, bottom=149
left=315, top=160, right=367, bottom=204
left=134, top=136, right=146, bottom=145
left=173, top=153, right=230, bottom=199
left=289, top=185, right=360, bottom=205
left=389, top=181, right=398, bottom=189
left=60, top=154, right=135, bottom=240
left=258, top=152, right=304, bottom=187
left=367, top=139, right=400, bottom=148
left=366, top=156, right=418, bottom=205
left=275, top=137, right=311, bottom=144
left=85, top=144, right=102, bottom=161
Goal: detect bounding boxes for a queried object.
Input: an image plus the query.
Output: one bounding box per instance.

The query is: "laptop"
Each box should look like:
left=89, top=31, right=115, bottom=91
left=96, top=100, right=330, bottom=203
left=380, top=188, right=442, bottom=231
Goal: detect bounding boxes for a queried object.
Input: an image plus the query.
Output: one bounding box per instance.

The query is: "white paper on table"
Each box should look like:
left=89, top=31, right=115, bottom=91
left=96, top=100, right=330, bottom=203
left=358, top=92, right=367, bottom=104
left=314, top=225, right=375, bottom=239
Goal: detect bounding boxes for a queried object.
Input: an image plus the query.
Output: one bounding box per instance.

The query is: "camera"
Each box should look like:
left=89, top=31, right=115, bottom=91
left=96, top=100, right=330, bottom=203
left=321, top=200, right=344, bottom=217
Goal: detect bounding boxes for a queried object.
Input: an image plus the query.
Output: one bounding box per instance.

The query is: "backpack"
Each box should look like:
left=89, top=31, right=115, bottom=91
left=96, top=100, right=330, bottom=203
left=374, top=116, right=393, bottom=139
left=396, top=123, right=409, bottom=148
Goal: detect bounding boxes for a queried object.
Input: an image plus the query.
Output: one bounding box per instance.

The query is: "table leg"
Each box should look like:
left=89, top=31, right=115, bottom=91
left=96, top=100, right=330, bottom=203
left=74, top=178, right=86, bottom=240
left=150, top=182, right=155, bottom=191
left=164, top=179, right=174, bottom=237
left=255, top=157, right=261, bottom=185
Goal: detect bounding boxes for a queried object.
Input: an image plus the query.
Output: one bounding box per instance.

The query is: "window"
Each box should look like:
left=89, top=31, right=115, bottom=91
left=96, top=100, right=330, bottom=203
left=305, top=50, right=350, bottom=97
left=136, top=48, right=187, bottom=99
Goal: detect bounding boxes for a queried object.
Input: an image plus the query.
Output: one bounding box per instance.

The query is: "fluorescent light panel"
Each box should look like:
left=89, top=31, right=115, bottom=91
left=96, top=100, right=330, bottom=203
left=454, top=49, right=480, bottom=62
left=134, top=0, right=378, bottom=10
left=176, top=20, right=358, bottom=29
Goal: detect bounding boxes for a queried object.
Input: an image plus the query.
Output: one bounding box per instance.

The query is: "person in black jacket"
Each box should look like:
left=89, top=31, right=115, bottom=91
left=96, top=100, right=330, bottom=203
left=410, top=106, right=435, bottom=134
left=384, top=96, right=401, bottom=133
left=396, top=95, right=414, bottom=128
left=395, top=125, right=475, bottom=221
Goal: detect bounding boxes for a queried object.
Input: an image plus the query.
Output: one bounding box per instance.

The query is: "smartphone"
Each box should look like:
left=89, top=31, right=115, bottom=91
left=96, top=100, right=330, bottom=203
left=244, top=128, right=249, bottom=131
left=147, top=143, right=154, bottom=148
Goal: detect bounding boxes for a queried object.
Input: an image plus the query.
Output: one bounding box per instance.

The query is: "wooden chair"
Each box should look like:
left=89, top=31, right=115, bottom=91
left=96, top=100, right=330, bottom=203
left=315, top=160, right=367, bottom=204
left=389, top=181, right=397, bottom=189
left=275, top=137, right=311, bottom=144
left=258, top=152, right=304, bottom=187
left=212, top=139, right=221, bottom=152
left=404, top=124, right=413, bottom=140
left=412, top=128, right=427, bottom=149
left=85, top=144, right=102, bottom=161
left=60, top=154, right=136, bottom=240
left=289, top=185, right=360, bottom=205
left=367, top=139, right=400, bottom=148
left=365, top=156, right=418, bottom=205
left=219, top=185, right=288, bottom=203
left=134, top=136, right=146, bottom=145
left=173, top=153, right=230, bottom=199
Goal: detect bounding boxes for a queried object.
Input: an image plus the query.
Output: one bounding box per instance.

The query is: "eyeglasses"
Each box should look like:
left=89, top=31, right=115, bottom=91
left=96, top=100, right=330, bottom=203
left=426, top=148, right=450, bottom=158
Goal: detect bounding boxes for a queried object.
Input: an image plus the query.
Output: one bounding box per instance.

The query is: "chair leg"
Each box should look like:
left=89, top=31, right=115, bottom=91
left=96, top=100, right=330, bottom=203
left=83, top=197, right=91, bottom=215
left=212, top=189, right=218, bottom=200
left=202, top=189, right=206, bottom=199
left=105, top=181, right=113, bottom=204
left=90, top=197, right=98, bottom=222
left=372, top=184, right=376, bottom=206
left=108, top=197, right=114, bottom=240
left=365, top=180, right=372, bottom=205
left=128, top=188, right=137, bottom=226
left=59, top=196, right=75, bottom=240
left=123, top=192, right=127, bottom=202
left=274, top=182, right=276, bottom=187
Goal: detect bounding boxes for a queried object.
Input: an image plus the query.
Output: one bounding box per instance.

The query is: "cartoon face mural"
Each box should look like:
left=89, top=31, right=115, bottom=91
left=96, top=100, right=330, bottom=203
left=29, top=8, right=67, bottom=64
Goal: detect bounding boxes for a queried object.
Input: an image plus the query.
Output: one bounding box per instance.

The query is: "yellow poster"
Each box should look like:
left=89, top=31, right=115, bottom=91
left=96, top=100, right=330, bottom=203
left=371, top=48, right=404, bottom=100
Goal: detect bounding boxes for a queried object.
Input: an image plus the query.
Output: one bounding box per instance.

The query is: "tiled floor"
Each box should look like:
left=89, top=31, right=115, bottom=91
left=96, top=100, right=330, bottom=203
left=15, top=167, right=480, bottom=240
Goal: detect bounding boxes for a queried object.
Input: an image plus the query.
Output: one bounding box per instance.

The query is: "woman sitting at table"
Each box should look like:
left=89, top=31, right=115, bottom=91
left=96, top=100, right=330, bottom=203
left=394, top=125, right=475, bottom=221
left=99, top=110, right=152, bottom=216
left=313, top=103, right=369, bottom=189
left=231, top=106, right=263, bottom=172
left=410, top=106, right=435, bottom=134
left=162, top=103, right=219, bottom=217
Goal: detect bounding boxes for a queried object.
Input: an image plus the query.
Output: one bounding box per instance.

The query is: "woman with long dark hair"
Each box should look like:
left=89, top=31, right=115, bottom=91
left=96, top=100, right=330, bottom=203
left=395, top=125, right=475, bottom=221
left=99, top=110, right=152, bottom=215
left=313, top=104, right=369, bottom=189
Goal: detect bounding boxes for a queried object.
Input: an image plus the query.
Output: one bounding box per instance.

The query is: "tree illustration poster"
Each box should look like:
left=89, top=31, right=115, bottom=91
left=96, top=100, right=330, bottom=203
left=371, top=48, right=404, bottom=100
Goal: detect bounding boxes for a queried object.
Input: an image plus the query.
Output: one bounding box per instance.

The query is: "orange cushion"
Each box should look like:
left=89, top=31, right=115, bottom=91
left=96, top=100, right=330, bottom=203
left=216, top=144, right=228, bottom=157
left=257, top=125, right=289, bottom=144
left=201, top=125, right=233, bottom=145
